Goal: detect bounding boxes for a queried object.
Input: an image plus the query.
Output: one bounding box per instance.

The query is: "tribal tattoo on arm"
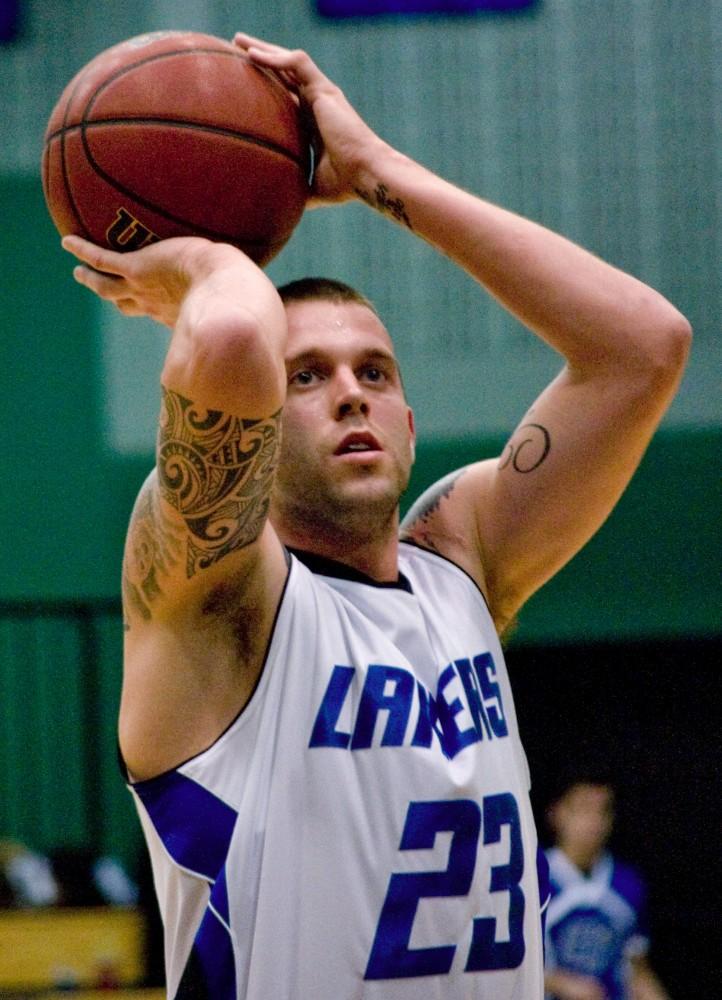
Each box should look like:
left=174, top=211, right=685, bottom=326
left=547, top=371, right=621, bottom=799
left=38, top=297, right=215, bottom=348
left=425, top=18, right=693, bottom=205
left=123, top=483, right=184, bottom=626
left=123, top=387, right=281, bottom=624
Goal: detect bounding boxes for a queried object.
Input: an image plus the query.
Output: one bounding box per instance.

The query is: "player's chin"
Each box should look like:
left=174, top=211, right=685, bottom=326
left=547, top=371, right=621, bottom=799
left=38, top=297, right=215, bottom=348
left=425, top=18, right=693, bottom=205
left=335, top=467, right=407, bottom=507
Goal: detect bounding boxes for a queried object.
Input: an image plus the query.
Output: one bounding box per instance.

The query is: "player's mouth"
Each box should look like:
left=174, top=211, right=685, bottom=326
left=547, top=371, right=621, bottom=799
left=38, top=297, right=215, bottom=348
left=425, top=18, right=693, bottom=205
left=334, top=431, right=383, bottom=459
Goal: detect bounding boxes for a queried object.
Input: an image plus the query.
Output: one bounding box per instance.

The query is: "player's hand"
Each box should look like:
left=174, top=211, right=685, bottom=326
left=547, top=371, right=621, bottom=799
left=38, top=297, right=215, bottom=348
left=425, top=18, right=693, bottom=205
left=233, top=33, right=388, bottom=207
left=61, top=235, right=250, bottom=329
left=545, top=971, right=608, bottom=1000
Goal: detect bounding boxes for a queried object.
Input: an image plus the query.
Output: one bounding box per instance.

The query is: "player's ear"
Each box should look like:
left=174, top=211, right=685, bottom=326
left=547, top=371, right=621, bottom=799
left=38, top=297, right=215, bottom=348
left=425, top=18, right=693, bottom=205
left=546, top=801, right=560, bottom=836
left=407, top=407, right=416, bottom=463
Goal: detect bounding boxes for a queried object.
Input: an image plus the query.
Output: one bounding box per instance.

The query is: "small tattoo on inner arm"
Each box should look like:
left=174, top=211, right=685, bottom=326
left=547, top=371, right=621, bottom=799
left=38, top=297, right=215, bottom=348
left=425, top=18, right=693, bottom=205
left=499, top=423, right=551, bottom=474
left=355, top=183, right=413, bottom=230
left=415, top=471, right=463, bottom=522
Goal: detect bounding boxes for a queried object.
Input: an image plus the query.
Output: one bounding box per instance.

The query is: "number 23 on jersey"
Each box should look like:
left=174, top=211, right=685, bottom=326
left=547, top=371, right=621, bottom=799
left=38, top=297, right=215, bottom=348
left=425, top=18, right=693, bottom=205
left=365, top=793, right=525, bottom=980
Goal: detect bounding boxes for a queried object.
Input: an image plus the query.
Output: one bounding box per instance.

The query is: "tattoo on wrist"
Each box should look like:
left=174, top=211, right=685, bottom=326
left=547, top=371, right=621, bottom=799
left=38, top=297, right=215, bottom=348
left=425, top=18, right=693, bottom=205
left=499, top=423, right=551, bottom=474
left=355, top=183, right=413, bottom=230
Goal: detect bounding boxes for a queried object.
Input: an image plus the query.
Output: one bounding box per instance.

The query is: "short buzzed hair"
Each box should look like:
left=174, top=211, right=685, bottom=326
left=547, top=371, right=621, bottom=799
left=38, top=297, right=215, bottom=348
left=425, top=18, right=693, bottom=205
left=277, top=277, right=379, bottom=317
left=277, top=277, right=407, bottom=396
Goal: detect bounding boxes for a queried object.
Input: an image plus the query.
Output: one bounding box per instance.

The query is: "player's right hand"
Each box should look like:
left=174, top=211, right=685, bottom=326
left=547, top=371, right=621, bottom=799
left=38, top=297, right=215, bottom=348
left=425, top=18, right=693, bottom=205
left=233, top=33, right=389, bottom=208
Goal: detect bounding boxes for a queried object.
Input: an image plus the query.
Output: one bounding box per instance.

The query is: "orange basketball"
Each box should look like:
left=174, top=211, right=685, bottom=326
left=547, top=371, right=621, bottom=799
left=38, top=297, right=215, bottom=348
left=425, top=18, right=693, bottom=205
left=42, top=31, right=313, bottom=266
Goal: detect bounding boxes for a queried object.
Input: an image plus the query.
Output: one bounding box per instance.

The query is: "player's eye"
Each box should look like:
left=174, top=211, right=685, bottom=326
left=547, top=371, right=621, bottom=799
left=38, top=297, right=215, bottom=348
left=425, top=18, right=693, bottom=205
left=362, top=366, right=386, bottom=384
left=290, top=369, right=321, bottom=386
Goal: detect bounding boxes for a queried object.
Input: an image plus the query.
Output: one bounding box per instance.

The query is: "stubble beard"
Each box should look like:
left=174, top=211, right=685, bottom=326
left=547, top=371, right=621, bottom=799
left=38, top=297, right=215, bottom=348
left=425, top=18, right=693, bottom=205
left=273, top=461, right=409, bottom=552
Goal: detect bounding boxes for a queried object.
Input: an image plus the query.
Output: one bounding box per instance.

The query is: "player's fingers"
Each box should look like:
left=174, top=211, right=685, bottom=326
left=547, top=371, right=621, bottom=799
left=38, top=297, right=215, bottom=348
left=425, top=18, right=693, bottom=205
left=115, top=297, right=144, bottom=316
left=232, top=37, right=305, bottom=101
left=232, top=32, right=285, bottom=54
left=233, top=31, right=267, bottom=47
left=233, top=33, right=292, bottom=63
left=71, top=262, right=126, bottom=300
left=62, top=235, right=126, bottom=276
left=244, top=45, right=325, bottom=90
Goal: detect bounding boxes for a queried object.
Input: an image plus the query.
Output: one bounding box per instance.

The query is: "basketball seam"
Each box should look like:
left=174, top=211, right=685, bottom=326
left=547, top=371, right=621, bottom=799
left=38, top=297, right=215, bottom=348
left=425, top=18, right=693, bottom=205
left=46, top=118, right=309, bottom=171
left=57, top=65, right=93, bottom=241
left=83, top=45, right=290, bottom=107
left=81, top=44, right=308, bottom=170
left=76, top=122, right=287, bottom=248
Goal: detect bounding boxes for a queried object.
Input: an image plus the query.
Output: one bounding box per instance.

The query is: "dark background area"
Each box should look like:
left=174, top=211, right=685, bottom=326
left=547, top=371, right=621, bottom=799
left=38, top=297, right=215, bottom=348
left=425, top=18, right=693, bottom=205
left=510, top=636, right=721, bottom=999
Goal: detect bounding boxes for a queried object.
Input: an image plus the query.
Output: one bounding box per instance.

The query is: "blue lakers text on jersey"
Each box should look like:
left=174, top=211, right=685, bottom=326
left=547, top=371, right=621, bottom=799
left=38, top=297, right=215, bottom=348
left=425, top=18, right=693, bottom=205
left=309, top=651, right=508, bottom=758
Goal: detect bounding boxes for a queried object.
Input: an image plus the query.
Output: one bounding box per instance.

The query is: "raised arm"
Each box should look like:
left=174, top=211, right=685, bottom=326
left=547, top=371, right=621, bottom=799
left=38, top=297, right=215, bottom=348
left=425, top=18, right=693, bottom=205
left=396, top=176, right=691, bottom=629
left=63, top=234, right=290, bottom=775
left=236, top=38, right=691, bottom=631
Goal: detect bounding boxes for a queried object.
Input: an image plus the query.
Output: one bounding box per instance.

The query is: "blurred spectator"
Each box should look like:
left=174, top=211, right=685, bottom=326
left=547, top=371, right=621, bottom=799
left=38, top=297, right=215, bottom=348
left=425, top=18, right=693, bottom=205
left=543, top=777, right=671, bottom=1000
left=0, top=838, right=137, bottom=908
left=0, top=839, right=58, bottom=906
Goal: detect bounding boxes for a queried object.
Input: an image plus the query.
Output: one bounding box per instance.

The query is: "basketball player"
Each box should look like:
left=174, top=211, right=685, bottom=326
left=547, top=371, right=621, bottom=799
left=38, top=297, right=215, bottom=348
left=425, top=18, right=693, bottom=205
left=61, top=36, right=690, bottom=1000
left=544, top=777, right=671, bottom=1000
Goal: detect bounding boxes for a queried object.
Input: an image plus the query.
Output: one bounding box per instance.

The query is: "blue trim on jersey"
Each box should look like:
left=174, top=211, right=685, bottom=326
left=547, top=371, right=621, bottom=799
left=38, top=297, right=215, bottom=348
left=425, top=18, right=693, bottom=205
left=211, top=861, right=230, bottom=925
left=610, top=859, right=647, bottom=931
left=134, top=769, right=238, bottom=880
left=536, top=845, right=551, bottom=943
left=174, top=873, right=236, bottom=1000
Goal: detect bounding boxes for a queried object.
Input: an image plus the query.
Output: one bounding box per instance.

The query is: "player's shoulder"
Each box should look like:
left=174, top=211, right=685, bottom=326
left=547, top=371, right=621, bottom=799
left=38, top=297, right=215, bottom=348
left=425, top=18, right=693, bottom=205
left=609, top=855, right=646, bottom=911
left=401, top=462, right=492, bottom=540
left=544, top=846, right=575, bottom=895
left=401, top=462, right=495, bottom=598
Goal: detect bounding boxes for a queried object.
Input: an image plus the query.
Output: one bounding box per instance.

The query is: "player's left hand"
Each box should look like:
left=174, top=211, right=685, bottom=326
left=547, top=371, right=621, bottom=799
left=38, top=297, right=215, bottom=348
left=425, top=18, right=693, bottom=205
left=233, top=33, right=388, bottom=207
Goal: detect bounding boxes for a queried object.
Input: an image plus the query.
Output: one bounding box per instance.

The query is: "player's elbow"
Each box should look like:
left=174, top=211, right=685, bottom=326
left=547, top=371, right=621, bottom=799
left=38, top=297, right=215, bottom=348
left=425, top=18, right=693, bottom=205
left=651, top=309, right=692, bottom=385
left=621, top=304, right=692, bottom=399
left=168, top=309, right=287, bottom=412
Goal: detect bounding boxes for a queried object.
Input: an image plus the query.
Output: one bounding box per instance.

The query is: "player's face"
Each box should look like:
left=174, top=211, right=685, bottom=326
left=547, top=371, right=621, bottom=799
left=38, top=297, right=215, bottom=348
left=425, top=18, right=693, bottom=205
left=554, top=784, right=615, bottom=858
left=272, top=299, right=416, bottom=544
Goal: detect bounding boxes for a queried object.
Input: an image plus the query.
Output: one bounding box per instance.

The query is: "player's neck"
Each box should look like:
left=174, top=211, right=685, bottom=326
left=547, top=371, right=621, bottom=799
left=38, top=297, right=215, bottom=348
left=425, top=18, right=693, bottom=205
left=278, top=522, right=401, bottom=583
left=560, top=843, right=603, bottom=874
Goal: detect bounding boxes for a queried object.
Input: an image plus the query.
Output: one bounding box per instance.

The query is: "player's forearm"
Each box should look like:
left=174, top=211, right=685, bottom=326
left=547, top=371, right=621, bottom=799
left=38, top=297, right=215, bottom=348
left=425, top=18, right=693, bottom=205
left=165, top=244, right=288, bottom=416
left=352, top=147, right=690, bottom=382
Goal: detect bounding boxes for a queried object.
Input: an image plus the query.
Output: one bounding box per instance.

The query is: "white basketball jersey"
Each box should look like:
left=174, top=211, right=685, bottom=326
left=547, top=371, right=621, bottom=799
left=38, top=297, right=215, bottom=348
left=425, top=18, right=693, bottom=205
left=129, top=543, right=546, bottom=999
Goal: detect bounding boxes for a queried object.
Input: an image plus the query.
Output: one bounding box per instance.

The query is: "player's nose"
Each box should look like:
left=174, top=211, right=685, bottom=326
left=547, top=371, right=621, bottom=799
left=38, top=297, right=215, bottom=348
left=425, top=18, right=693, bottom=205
left=333, top=367, right=369, bottom=419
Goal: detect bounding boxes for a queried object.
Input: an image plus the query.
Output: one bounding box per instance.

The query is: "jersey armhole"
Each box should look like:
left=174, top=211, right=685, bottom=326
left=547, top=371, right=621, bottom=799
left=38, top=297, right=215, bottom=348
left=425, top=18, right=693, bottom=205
left=120, top=549, right=294, bottom=787
left=399, top=538, right=494, bottom=618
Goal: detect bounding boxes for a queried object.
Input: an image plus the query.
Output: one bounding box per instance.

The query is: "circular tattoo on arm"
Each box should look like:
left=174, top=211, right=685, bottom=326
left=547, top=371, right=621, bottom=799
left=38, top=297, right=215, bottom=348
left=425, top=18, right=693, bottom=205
left=498, top=423, right=551, bottom=474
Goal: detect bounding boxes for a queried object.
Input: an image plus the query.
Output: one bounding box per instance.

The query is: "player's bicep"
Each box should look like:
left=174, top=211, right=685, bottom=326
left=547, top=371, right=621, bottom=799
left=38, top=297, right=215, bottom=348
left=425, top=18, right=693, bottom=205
left=472, top=362, right=680, bottom=622
left=123, top=386, right=282, bottom=625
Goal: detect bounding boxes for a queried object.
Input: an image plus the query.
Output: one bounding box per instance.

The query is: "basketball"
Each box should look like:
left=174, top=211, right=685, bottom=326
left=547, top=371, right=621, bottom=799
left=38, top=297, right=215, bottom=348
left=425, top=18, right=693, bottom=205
left=41, top=31, right=313, bottom=266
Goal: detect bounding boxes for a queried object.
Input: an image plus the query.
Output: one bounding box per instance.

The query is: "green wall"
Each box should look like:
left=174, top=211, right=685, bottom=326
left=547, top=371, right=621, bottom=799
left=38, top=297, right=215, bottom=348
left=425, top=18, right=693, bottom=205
left=410, top=429, right=720, bottom=644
